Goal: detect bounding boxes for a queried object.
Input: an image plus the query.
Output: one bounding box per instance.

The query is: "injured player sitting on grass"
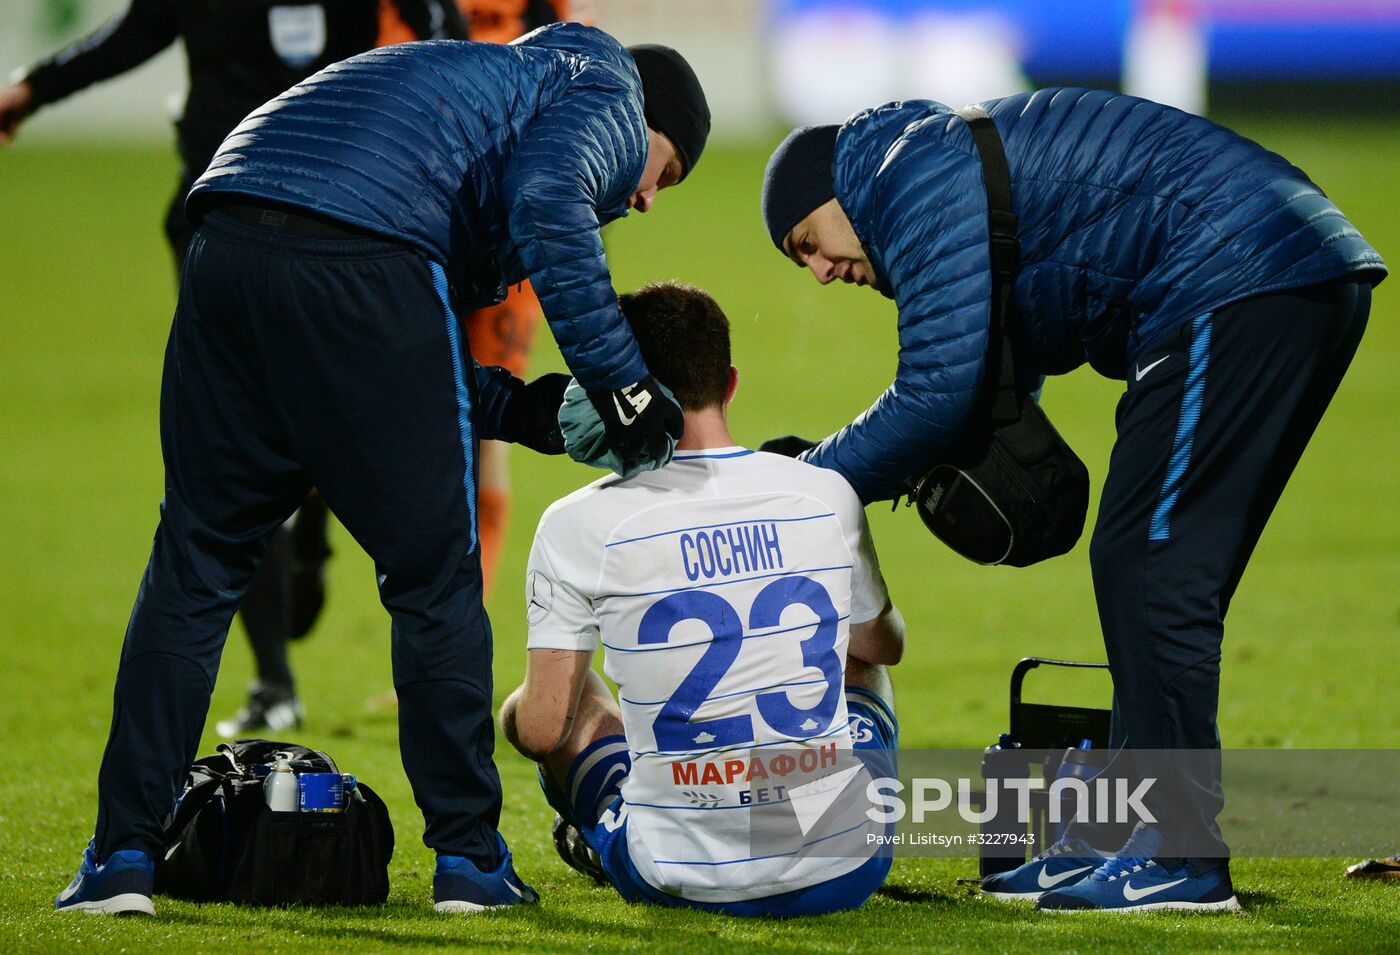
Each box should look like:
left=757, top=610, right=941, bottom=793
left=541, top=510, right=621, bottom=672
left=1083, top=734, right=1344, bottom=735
left=500, top=281, right=906, bottom=917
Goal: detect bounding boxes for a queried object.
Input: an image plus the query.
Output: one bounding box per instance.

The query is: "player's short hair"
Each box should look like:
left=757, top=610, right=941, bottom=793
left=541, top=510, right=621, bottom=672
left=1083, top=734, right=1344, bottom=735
left=618, top=281, right=731, bottom=411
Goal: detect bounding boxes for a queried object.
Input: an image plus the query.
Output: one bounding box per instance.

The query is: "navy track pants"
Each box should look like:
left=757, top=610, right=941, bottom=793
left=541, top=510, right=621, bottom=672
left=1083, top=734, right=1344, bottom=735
left=1091, top=279, right=1371, bottom=866
left=93, top=211, right=502, bottom=866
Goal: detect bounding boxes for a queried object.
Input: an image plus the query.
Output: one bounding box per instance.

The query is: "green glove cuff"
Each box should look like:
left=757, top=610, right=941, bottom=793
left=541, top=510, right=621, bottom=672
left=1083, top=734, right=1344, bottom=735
left=559, top=378, right=679, bottom=478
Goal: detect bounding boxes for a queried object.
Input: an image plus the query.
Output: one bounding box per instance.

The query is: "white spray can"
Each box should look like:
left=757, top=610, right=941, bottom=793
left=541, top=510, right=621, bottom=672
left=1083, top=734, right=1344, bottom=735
left=264, top=752, right=300, bottom=812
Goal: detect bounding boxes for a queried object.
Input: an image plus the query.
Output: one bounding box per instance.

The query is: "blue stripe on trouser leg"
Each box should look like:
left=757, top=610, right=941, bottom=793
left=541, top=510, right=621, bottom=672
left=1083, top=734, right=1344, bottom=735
left=1149, top=312, right=1213, bottom=541
left=429, top=262, right=478, bottom=554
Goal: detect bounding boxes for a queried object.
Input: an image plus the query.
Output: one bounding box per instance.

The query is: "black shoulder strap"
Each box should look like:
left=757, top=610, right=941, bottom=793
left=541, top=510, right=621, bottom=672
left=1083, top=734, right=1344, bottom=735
left=956, top=106, right=1020, bottom=284
left=955, top=106, right=1022, bottom=423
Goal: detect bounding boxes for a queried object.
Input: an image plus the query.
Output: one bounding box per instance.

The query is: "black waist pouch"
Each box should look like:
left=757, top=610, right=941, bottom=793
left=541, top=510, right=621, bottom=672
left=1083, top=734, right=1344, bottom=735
left=155, top=739, right=394, bottom=906
left=914, top=395, right=1089, bottom=566
left=909, top=108, right=1089, bottom=567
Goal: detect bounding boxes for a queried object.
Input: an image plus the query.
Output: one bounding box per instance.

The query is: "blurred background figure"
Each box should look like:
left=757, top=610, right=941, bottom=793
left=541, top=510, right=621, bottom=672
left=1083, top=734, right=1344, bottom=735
left=1124, top=0, right=1208, bottom=115
left=905, top=6, right=1030, bottom=112
left=766, top=0, right=1028, bottom=126
left=767, top=0, right=903, bottom=126
left=0, top=0, right=467, bottom=739
left=455, top=0, right=592, bottom=43
left=0, top=0, right=464, bottom=271
left=759, top=0, right=1400, bottom=124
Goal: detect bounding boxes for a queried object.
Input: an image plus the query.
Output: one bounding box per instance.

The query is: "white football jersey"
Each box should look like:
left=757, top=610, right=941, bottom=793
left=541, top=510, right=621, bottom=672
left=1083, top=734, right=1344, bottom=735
left=526, top=447, right=889, bottom=902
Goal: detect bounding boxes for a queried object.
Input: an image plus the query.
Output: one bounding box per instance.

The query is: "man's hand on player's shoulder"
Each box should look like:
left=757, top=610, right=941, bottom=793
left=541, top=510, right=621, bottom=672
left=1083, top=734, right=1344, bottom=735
left=586, top=374, right=684, bottom=473
left=560, top=376, right=683, bottom=477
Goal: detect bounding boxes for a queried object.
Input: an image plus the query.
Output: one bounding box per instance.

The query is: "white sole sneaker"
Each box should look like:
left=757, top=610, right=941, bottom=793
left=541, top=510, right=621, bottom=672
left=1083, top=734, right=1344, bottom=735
left=982, top=889, right=1045, bottom=901
left=56, top=893, right=155, bottom=916
left=1043, top=894, right=1243, bottom=914
left=433, top=899, right=510, bottom=914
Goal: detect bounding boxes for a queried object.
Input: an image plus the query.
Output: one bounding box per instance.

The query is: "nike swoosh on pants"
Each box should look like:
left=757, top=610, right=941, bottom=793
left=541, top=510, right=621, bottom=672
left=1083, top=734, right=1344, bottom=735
left=1135, top=355, right=1169, bottom=380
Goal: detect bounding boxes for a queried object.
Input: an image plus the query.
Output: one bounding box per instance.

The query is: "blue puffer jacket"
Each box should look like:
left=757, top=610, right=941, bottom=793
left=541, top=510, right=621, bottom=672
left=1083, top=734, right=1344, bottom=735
left=188, top=23, right=649, bottom=391
left=802, top=88, right=1387, bottom=503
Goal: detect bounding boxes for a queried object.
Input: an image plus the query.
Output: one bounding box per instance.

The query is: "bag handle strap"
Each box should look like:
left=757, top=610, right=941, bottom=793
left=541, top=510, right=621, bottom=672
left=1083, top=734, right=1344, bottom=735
left=954, top=106, right=1023, bottom=424
left=160, top=775, right=230, bottom=847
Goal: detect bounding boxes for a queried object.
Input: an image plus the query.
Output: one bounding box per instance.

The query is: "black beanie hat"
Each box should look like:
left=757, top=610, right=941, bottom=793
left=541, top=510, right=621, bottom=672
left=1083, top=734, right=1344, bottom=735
left=627, top=44, right=710, bottom=181
left=761, top=124, right=840, bottom=252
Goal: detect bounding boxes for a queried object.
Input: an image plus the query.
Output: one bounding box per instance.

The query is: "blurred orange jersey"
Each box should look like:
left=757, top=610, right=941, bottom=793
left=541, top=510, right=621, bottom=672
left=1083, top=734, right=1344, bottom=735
left=461, top=0, right=589, bottom=45
left=379, top=0, right=587, bottom=47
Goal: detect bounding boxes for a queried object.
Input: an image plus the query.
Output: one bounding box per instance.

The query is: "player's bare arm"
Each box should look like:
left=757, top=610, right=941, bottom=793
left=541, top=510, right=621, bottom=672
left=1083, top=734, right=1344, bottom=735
left=501, top=648, right=594, bottom=760
left=848, top=598, right=904, bottom=668
left=502, top=652, right=623, bottom=798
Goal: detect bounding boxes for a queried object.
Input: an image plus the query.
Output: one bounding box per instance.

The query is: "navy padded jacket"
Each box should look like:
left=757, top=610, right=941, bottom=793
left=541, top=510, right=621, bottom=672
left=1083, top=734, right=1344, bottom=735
left=802, top=88, right=1387, bottom=503
left=189, top=23, right=650, bottom=391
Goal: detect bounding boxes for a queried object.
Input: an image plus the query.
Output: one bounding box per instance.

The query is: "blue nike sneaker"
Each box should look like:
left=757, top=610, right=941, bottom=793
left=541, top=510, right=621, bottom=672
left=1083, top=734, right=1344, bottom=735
left=980, top=836, right=1110, bottom=901
left=1037, top=825, right=1241, bottom=913
left=54, top=841, right=155, bottom=915
left=433, top=835, right=540, bottom=913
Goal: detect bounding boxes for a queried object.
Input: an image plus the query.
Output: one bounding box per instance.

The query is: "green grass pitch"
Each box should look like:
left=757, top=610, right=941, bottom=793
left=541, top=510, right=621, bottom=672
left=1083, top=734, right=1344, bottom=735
left=1, top=114, right=1398, bottom=952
